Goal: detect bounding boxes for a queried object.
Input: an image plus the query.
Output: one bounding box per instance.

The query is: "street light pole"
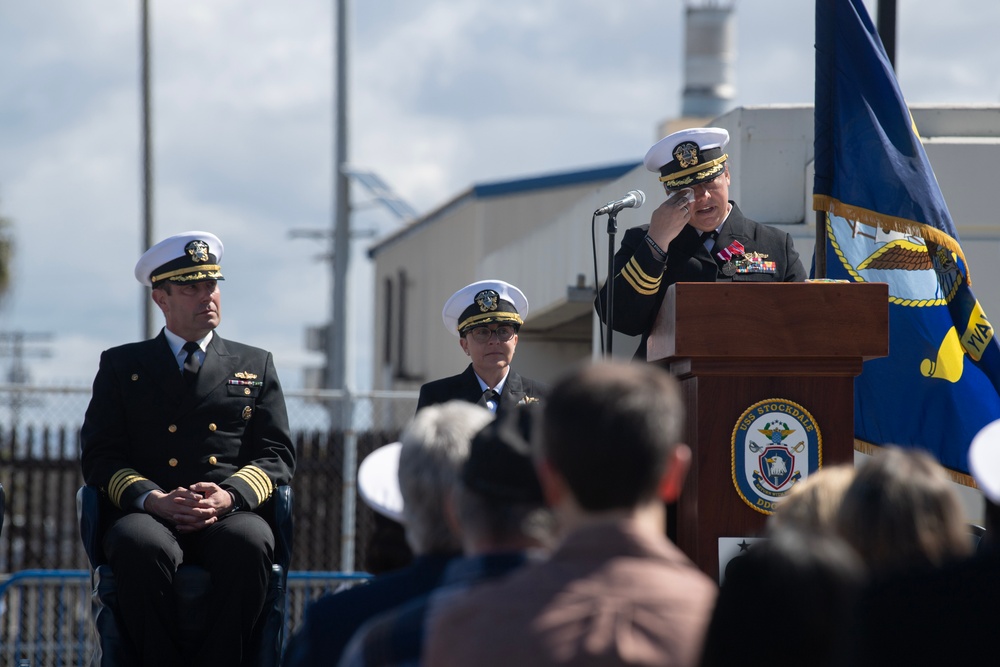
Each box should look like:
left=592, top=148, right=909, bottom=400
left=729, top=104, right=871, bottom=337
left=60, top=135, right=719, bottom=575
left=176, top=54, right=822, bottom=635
left=140, top=0, right=155, bottom=339
left=330, top=0, right=350, bottom=395
left=332, top=0, right=357, bottom=573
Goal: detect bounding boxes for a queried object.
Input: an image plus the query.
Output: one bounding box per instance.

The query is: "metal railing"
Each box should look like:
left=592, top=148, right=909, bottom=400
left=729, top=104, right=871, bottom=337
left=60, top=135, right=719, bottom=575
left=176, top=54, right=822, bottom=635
left=0, top=570, right=91, bottom=667
left=0, top=570, right=372, bottom=667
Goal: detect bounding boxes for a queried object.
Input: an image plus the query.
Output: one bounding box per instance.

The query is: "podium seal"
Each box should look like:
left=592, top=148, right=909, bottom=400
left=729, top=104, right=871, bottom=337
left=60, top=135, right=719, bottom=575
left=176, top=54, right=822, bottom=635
left=731, top=398, right=822, bottom=515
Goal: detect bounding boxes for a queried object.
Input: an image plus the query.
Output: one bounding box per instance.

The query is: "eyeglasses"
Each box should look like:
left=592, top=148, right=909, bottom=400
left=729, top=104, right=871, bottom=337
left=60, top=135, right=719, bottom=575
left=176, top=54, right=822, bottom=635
left=467, top=325, right=516, bottom=344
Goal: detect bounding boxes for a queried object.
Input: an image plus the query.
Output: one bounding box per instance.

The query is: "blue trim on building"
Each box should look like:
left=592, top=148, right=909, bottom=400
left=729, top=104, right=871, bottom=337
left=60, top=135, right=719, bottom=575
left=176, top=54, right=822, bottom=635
left=471, top=162, right=641, bottom=198
left=369, top=161, right=642, bottom=257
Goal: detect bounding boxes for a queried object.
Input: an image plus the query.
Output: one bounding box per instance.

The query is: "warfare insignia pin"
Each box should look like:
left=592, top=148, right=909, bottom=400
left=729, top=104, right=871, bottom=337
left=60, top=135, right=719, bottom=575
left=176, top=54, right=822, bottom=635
left=731, top=398, right=822, bottom=515
left=185, top=240, right=210, bottom=263
left=475, top=289, right=500, bottom=313
left=673, top=141, right=700, bottom=168
left=234, top=371, right=258, bottom=380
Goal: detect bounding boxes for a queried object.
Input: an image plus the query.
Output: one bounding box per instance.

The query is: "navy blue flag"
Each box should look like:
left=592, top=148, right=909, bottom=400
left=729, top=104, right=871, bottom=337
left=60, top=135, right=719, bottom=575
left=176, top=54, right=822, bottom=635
left=813, top=0, right=1000, bottom=475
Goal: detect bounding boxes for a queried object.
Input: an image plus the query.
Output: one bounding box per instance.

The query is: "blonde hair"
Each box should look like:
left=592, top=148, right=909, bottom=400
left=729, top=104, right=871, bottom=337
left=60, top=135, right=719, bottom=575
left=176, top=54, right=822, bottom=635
left=769, top=464, right=856, bottom=536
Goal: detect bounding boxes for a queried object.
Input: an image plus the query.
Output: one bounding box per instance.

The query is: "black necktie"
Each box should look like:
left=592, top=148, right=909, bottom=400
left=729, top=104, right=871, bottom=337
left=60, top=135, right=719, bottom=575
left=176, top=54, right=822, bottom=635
left=700, top=230, right=719, bottom=251
left=478, top=389, right=499, bottom=411
left=182, top=341, right=201, bottom=384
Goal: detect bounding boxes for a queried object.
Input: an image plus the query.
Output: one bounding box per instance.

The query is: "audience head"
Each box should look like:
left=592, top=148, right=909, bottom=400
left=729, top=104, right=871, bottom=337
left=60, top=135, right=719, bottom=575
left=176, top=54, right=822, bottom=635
left=701, top=530, right=865, bottom=667
left=540, top=361, right=687, bottom=511
left=397, top=401, right=494, bottom=554
left=836, top=446, right=971, bottom=574
left=454, top=403, right=554, bottom=552
left=768, top=464, right=855, bottom=536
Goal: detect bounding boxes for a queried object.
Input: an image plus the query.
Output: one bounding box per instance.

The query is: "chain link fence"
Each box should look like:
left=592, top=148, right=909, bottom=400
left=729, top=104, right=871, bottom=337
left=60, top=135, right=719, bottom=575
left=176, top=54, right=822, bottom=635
left=0, top=384, right=420, bottom=435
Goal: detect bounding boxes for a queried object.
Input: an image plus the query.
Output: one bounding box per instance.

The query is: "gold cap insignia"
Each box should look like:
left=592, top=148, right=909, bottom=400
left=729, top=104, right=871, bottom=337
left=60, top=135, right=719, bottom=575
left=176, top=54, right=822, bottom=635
left=474, top=289, right=500, bottom=313
left=185, top=240, right=210, bottom=263
left=672, top=141, right=700, bottom=169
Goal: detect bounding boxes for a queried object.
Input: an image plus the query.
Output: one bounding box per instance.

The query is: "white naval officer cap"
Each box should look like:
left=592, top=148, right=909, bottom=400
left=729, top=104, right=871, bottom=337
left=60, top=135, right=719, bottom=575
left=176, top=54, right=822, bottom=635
left=441, top=279, right=529, bottom=337
left=357, top=442, right=405, bottom=523
left=644, top=127, right=730, bottom=191
left=134, top=230, right=225, bottom=287
left=970, top=419, right=1000, bottom=506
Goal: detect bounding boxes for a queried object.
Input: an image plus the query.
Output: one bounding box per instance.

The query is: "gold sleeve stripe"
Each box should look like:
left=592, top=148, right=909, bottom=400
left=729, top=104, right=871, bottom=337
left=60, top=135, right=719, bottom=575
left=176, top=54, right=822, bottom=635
left=109, top=468, right=149, bottom=508
left=621, top=258, right=661, bottom=296
left=233, top=465, right=274, bottom=504
left=624, top=256, right=660, bottom=288
left=622, top=266, right=661, bottom=295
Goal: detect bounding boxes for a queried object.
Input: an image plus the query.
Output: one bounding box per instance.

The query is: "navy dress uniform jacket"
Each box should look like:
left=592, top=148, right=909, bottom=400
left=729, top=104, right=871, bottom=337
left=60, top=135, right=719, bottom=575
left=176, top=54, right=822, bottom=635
left=81, top=330, right=296, bottom=510
left=415, top=363, right=547, bottom=416
left=282, top=552, right=460, bottom=667
left=596, top=202, right=807, bottom=360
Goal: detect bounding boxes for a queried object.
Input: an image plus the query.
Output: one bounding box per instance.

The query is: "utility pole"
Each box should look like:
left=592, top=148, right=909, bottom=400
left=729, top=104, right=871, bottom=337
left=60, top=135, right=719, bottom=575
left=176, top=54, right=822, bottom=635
left=140, top=0, right=156, bottom=339
left=332, top=0, right=357, bottom=574
left=329, top=0, right=351, bottom=397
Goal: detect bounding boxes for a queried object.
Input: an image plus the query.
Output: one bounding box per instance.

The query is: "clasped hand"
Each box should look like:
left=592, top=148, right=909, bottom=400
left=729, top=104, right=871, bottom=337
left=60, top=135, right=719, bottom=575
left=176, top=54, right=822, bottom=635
left=143, top=482, right=234, bottom=533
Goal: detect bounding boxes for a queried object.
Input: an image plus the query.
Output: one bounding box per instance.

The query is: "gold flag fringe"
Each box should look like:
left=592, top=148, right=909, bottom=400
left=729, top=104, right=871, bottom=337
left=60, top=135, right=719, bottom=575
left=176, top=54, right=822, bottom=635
left=813, top=194, right=973, bottom=286
left=853, top=438, right=978, bottom=488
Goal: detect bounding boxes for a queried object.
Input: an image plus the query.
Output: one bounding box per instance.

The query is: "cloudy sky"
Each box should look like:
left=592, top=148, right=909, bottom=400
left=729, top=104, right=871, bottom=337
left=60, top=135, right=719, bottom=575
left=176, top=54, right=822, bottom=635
left=2, top=0, right=1000, bottom=391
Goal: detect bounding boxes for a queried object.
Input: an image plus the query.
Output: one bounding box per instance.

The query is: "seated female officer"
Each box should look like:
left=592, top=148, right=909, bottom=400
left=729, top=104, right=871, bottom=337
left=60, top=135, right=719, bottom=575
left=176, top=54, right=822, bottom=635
left=416, top=279, right=547, bottom=416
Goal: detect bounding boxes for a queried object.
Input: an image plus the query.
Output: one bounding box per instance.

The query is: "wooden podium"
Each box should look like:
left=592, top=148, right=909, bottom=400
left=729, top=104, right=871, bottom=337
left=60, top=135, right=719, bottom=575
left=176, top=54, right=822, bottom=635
left=647, top=282, right=889, bottom=579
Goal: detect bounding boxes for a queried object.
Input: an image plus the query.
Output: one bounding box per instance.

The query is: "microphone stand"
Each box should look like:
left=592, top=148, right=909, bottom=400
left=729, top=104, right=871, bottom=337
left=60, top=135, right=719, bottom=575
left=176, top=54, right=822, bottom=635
left=604, top=211, right=618, bottom=358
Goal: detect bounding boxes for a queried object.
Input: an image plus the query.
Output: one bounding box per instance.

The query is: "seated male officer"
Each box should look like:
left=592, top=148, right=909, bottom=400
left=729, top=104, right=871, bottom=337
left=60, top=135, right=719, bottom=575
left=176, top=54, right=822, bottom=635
left=80, top=230, right=296, bottom=666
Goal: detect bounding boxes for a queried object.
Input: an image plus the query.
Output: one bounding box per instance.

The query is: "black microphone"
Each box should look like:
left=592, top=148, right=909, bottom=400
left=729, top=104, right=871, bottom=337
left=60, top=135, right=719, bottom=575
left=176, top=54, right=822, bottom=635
left=594, top=190, right=645, bottom=216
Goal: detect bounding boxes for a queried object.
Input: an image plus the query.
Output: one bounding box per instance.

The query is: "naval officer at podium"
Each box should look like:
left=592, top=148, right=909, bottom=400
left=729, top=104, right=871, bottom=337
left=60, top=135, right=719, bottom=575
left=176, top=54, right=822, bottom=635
left=596, top=127, right=807, bottom=360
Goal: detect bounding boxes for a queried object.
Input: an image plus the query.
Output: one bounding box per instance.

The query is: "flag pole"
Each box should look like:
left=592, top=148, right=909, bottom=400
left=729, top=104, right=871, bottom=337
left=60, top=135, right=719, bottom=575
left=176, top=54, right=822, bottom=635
left=814, top=210, right=826, bottom=278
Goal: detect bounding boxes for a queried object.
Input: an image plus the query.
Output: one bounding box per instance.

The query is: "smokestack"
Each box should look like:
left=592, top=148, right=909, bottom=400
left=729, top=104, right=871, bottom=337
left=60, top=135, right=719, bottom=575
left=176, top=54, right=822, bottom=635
left=681, top=0, right=737, bottom=119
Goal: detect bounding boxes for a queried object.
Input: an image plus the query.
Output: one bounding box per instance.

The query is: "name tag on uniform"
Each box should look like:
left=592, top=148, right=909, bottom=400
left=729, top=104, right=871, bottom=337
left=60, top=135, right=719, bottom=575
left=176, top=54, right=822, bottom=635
left=227, top=379, right=263, bottom=387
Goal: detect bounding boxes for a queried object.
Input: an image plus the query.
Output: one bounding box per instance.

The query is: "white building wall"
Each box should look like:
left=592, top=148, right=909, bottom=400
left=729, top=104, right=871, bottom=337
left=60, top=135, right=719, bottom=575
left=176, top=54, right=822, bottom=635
left=370, top=175, right=638, bottom=389
left=371, top=198, right=484, bottom=392
left=480, top=178, right=650, bottom=373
